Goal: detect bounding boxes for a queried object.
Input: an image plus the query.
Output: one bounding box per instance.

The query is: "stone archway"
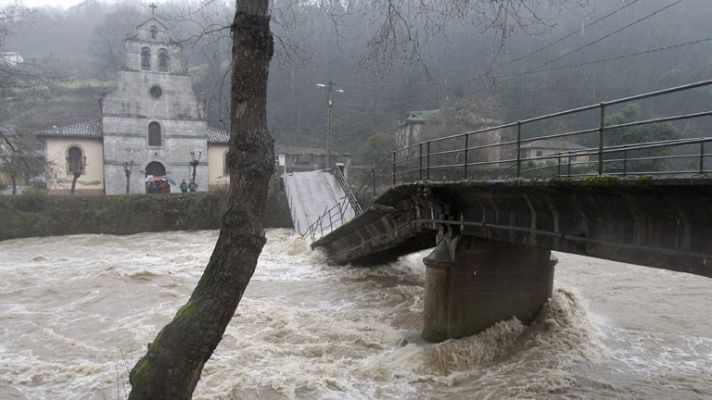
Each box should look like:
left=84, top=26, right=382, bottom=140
left=145, top=161, right=166, bottom=177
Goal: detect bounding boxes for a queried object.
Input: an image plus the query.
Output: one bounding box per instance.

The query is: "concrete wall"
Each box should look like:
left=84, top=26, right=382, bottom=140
left=208, top=144, right=229, bottom=190
left=0, top=177, right=292, bottom=241
left=46, top=137, right=104, bottom=195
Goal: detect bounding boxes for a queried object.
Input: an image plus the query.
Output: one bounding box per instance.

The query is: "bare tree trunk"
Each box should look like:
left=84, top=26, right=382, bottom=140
left=70, top=172, right=80, bottom=196
left=10, top=174, right=16, bottom=195
left=128, top=0, right=274, bottom=398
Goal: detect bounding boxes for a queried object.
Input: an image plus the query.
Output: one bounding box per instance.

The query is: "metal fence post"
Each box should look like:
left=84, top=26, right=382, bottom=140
left=516, top=121, right=522, bottom=178
left=426, top=141, right=431, bottom=181
left=419, top=143, right=423, bottom=181
left=392, top=151, right=396, bottom=186
left=700, top=142, right=705, bottom=174
left=557, top=153, right=562, bottom=177
left=567, top=152, right=572, bottom=177
left=598, top=102, right=606, bottom=176
left=464, top=133, right=469, bottom=180
left=623, top=149, right=628, bottom=176
left=372, top=169, right=376, bottom=199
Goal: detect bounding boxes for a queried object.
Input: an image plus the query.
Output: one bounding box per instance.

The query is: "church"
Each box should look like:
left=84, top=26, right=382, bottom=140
left=39, top=16, right=230, bottom=195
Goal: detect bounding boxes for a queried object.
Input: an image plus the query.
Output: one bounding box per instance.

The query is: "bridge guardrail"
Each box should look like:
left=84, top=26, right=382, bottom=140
left=333, top=166, right=363, bottom=215
left=393, top=79, right=712, bottom=184
left=302, top=194, right=351, bottom=240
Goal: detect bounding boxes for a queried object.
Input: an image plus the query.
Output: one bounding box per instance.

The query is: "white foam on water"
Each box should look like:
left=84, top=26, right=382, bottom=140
left=0, top=230, right=709, bottom=399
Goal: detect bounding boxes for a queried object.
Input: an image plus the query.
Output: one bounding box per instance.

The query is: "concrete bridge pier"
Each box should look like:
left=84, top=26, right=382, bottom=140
left=422, top=236, right=557, bottom=342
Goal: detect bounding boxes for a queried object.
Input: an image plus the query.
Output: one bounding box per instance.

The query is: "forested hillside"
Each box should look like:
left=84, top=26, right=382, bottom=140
left=2, top=0, right=711, bottom=154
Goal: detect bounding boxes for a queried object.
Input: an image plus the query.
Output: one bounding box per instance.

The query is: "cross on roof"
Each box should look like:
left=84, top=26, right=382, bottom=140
left=149, top=2, right=157, bottom=16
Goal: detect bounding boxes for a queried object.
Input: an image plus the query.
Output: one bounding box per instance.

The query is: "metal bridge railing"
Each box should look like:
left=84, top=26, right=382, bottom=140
left=300, top=166, right=366, bottom=240
left=333, top=166, right=363, bottom=215
left=392, top=79, right=712, bottom=185
left=302, top=194, right=351, bottom=241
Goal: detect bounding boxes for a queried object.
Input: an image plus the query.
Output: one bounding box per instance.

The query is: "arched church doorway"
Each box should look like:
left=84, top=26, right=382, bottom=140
left=145, top=161, right=170, bottom=193
left=145, top=161, right=166, bottom=177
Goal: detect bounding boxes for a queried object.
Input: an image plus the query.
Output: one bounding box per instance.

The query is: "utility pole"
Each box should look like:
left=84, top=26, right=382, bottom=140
left=123, top=160, right=135, bottom=194
left=190, top=150, right=202, bottom=184
left=316, top=81, right=343, bottom=169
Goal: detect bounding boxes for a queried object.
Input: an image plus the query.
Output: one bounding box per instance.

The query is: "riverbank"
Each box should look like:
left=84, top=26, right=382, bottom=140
left=0, top=181, right=292, bottom=241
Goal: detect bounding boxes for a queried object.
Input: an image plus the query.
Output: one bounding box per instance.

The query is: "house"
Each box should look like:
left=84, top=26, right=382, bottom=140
left=38, top=16, right=229, bottom=195
left=395, top=109, right=440, bottom=151
left=275, top=144, right=349, bottom=172
left=520, top=139, right=590, bottom=164
left=394, top=108, right=505, bottom=163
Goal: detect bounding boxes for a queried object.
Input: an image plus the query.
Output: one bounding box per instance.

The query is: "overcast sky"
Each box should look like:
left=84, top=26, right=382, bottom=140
left=0, top=0, right=174, bottom=10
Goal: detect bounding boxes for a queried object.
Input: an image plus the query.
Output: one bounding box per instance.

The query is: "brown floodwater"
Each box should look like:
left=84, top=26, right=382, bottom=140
left=0, top=229, right=710, bottom=399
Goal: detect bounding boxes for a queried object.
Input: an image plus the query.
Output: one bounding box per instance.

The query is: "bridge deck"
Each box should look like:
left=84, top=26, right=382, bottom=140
left=313, top=178, right=712, bottom=277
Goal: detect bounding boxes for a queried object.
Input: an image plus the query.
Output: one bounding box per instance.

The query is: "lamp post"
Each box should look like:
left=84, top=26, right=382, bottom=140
left=316, top=81, right=343, bottom=169
left=123, top=160, right=135, bottom=194
left=189, top=150, right=202, bottom=184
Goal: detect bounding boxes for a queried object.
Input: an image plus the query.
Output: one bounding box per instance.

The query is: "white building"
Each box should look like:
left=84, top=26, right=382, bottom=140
left=39, top=17, right=230, bottom=195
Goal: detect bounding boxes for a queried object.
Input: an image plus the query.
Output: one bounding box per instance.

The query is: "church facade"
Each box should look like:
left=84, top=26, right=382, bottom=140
left=40, top=17, right=230, bottom=195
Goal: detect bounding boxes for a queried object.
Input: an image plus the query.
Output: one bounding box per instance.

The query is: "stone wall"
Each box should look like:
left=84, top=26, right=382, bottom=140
left=0, top=177, right=292, bottom=241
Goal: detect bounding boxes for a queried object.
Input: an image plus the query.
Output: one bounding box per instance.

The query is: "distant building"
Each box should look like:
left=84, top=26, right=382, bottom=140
left=38, top=16, right=229, bottom=195
left=0, top=52, right=24, bottom=66
left=520, top=139, right=590, bottom=164
left=275, top=144, right=349, bottom=172
left=395, top=108, right=505, bottom=163
left=395, top=109, right=440, bottom=151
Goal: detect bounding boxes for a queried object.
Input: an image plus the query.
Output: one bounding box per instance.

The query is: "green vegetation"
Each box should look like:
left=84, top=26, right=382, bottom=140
left=0, top=184, right=292, bottom=241
left=356, top=132, right=395, bottom=173
left=582, top=176, right=620, bottom=186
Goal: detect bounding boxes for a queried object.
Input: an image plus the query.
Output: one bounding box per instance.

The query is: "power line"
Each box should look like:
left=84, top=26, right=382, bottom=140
left=509, top=36, right=712, bottom=77
left=500, top=0, right=641, bottom=67
left=332, top=37, right=712, bottom=114
left=520, top=0, right=685, bottom=74
left=337, top=0, right=684, bottom=91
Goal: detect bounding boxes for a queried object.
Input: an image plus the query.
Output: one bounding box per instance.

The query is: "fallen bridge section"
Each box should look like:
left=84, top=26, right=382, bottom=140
left=284, top=170, right=356, bottom=235
left=313, top=178, right=712, bottom=277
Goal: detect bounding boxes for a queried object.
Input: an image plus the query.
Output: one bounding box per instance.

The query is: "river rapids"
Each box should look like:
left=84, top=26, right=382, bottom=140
left=0, top=229, right=710, bottom=399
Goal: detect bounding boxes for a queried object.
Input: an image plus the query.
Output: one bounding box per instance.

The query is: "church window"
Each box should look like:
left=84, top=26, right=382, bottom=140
left=150, top=85, right=163, bottom=99
left=158, top=49, right=169, bottom=72
left=224, top=151, right=230, bottom=175
left=150, top=26, right=158, bottom=39
left=67, top=146, right=83, bottom=175
left=141, top=47, right=151, bottom=70
left=148, top=122, right=162, bottom=146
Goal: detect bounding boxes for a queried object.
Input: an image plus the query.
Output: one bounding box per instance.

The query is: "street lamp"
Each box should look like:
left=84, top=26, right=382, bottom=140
left=316, top=81, right=344, bottom=169
left=189, top=150, right=202, bottom=184
left=123, top=160, right=135, bottom=194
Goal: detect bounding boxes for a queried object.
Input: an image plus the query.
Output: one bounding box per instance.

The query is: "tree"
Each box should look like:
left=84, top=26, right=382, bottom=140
left=604, top=104, right=681, bottom=173
left=356, top=131, right=394, bottom=172
left=127, top=1, right=583, bottom=397
left=89, top=5, right=143, bottom=79
left=127, top=0, right=274, bottom=397
left=0, top=125, right=48, bottom=194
